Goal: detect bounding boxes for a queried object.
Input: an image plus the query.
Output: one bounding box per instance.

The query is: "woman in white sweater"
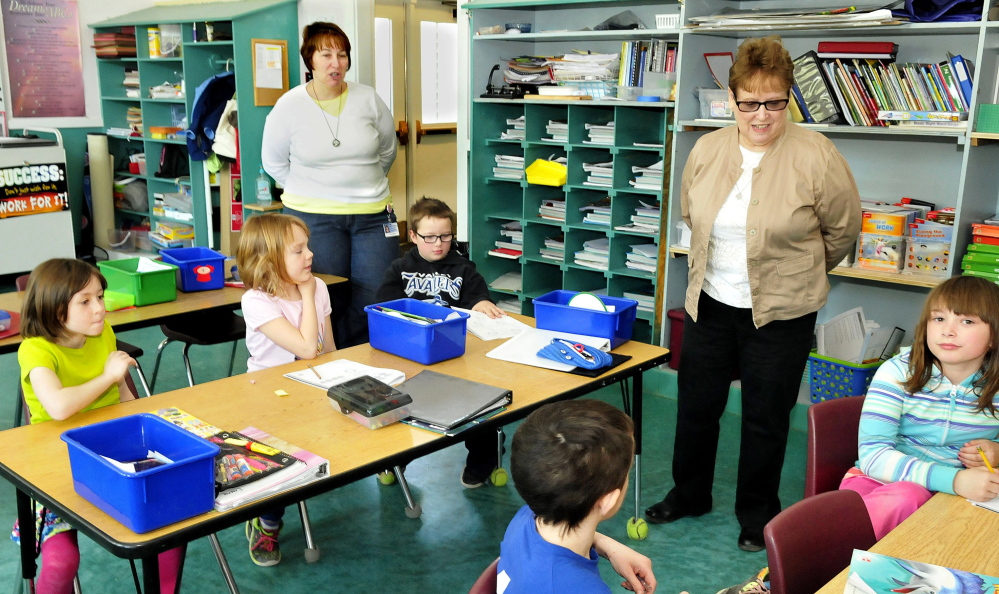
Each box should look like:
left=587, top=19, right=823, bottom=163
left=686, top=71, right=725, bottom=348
left=262, top=22, right=398, bottom=347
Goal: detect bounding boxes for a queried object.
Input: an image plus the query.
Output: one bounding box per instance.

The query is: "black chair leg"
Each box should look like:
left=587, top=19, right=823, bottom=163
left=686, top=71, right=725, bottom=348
left=227, top=341, right=238, bottom=378
left=149, top=338, right=173, bottom=393
left=12, top=377, right=22, bottom=429
left=133, top=361, right=152, bottom=398
left=181, top=343, right=195, bottom=387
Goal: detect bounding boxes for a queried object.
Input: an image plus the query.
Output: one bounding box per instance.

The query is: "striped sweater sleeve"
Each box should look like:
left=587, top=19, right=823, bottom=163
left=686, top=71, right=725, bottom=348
left=857, top=356, right=960, bottom=494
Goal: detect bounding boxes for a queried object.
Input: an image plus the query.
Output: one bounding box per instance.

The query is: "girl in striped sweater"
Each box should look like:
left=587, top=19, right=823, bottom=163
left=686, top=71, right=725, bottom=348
left=842, top=275, right=999, bottom=539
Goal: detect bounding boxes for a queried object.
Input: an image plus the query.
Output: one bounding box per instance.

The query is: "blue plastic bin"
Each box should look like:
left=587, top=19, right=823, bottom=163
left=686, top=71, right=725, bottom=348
left=159, top=247, right=227, bottom=292
left=365, top=299, right=470, bottom=365
left=533, top=291, right=638, bottom=348
left=60, top=414, right=219, bottom=533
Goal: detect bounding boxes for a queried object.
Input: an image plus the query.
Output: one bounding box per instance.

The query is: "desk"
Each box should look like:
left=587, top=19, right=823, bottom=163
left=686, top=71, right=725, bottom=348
left=0, top=273, right=346, bottom=355
left=816, top=492, right=999, bottom=593
left=0, top=321, right=668, bottom=593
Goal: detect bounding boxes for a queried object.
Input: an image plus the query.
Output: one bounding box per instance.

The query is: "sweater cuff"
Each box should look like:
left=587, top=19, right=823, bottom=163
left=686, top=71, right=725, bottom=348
left=928, top=465, right=960, bottom=494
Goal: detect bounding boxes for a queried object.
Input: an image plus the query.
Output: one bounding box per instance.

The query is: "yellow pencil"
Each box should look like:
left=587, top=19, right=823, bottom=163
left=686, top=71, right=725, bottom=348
left=307, top=363, right=323, bottom=380
left=978, top=446, right=995, bottom=473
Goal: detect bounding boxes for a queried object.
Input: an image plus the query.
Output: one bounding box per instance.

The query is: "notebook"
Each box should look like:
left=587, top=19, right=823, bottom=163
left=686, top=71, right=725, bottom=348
left=398, top=370, right=512, bottom=432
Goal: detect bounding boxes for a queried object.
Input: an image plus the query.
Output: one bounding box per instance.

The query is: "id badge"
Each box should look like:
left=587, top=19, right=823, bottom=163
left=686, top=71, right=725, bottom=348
left=383, top=222, right=399, bottom=237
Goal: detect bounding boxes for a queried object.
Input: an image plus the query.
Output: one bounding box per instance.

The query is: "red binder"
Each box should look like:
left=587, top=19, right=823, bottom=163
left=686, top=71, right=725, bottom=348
left=817, top=41, right=898, bottom=54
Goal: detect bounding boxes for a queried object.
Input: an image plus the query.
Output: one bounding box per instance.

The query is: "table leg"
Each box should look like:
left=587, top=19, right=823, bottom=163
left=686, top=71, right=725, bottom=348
left=15, top=489, right=35, bottom=592
left=208, top=534, right=240, bottom=594
left=142, top=555, right=160, bottom=594
left=632, top=370, right=644, bottom=519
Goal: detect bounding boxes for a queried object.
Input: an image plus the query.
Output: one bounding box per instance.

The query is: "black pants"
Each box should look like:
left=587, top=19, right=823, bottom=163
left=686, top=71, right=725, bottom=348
left=668, top=292, right=815, bottom=532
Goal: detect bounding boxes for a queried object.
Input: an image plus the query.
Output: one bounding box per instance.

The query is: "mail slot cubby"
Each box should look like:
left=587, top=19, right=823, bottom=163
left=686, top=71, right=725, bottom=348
left=566, top=147, right=612, bottom=188
left=525, top=103, right=568, bottom=143
left=523, top=260, right=563, bottom=299
left=612, top=193, right=652, bottom=230
left=98, top=59, right=138, bottom=100
left=616, top=105, right=671, bottom=150
left=611, top=236, right=657, bottom=278
left=524, top=184, right=565, bottom=222
left=523, top=221, right=564, bottom=264
left=569, top=105, right=615, bottom=145
left=564, top=267, right=607, bottom=295
left=482, top=102, right=525, bottom=143
left=565, top=188, right=610, bottom=229
left=615, top=152, right=665, bottom=194
left=565, top=227, right=608, bottom=272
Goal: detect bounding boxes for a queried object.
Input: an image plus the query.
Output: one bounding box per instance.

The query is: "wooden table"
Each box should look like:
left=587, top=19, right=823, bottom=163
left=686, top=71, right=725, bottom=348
left=0, top=273, right=346, bottom=355
left=0, top=322, right=669, bottom=593
left=817, top=492, right=999, bottom=593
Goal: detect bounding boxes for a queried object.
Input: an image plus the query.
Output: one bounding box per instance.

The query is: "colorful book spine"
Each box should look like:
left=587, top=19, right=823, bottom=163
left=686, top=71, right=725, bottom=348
left=876, top=110, right=967, bottom=121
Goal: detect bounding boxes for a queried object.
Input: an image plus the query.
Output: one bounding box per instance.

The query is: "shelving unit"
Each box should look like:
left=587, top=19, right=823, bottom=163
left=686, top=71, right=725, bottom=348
left=90, top=0, right=299, bottom=251
left=464, top=0, right=683, bottom=345
left=659, top=0, right=999, bottom=341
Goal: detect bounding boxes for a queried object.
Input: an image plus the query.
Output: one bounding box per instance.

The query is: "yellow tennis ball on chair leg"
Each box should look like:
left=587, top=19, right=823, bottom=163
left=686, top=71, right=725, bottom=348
left=490, top=467, right=508, bottom=487
left=627, top=517, right=649, bottom=541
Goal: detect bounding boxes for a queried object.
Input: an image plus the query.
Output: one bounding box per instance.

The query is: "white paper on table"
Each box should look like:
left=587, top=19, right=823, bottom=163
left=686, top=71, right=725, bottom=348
left=486, top=328, right=611, bottom=371
left=453, top=307, right=530, bottom=341
left=283, top=359, right=405, bottom=389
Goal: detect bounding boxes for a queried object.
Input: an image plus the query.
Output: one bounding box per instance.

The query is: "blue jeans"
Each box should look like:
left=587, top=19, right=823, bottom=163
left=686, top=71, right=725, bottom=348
left=285, top=207, right=398, bottom=348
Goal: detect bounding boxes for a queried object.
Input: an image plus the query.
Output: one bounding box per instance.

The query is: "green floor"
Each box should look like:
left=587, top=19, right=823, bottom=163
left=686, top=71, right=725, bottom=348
left=0, top=288, right=806, bottom=594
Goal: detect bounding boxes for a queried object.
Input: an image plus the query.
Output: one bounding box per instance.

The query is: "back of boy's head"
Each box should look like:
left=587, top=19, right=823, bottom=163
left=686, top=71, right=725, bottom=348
left=236, top=213, right=310, bottom=295
left=409, top=197, right=455, bottom=232
left=511, top=399, right=634, bottom=531
left=21, top=258, right=106, bottom=342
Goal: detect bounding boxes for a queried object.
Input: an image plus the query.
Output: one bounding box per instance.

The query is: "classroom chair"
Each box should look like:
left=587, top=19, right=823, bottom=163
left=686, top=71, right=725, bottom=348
left=148, top=309, right=245, bottom=391
left=763, top=489, right=876, bottom=594
left=804, top=395, right=865, bottom=498
left=467, top=558, right=499, bottom=594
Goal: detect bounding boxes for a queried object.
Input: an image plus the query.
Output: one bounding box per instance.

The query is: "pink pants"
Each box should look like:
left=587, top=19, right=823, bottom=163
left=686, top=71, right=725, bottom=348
left=839, top=473, right=934, bottom=540
left=36, top=531, right=184, bottom=594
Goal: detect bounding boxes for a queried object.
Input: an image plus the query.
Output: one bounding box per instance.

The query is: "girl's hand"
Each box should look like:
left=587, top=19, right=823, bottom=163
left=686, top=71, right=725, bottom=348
left=103, top=351, right=136, bottom=383
left=299, top=276, right=316, bottom=298
left=471, top=300, right=505, bottom=319
left=954, top=467, right=999, bottom=501
left=959, top=439, right=999, bottom=469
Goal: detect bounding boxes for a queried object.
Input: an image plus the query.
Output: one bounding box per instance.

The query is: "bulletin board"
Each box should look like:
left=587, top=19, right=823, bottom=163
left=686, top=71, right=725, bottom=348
left=251, top=39, right=289, bottom=106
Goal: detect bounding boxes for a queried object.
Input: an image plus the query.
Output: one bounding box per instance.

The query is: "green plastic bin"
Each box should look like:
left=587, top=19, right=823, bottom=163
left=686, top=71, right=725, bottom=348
left=97, top=258, right=178, bottom=306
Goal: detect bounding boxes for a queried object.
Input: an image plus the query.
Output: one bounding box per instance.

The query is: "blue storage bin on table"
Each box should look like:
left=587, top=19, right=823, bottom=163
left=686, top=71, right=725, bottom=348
left=364, top=298, right=470, bottom=365
left=60, top=414, right=219, bottom=533
left=533, top=290, right=638, bottom=348
left=159, top=247, right=227, bottom=292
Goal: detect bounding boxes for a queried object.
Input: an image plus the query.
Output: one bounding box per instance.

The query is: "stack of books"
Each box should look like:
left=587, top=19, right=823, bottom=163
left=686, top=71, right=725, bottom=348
left=500, top=116, right=525, bottom=140
left=489, top=222, right=523, bottom=259
left=543, top=120, right=568, bottom=142
left=574, top=237, right=609, bottom=271
left=623, top=288, right=655, bottom=314
left=583, top=122, right=614, bottom=145
left=614, top=200, right=660, bottom=235
left=123, top=69, right=140, bottom=98
left=618, top=40, right=678, bottom=88
left=504, top=56, right=553, bottom=87
left=579, top=197, right=612, bottom=227
left=626, top=243, right=658, bottom=274
left=962, top=218, right=999, bottom=282
left=126, top=106, right=143, bottom=136
left=539, top=199, right=566, bottom=222
left=540, top=235, right=565, bottom=262
left=582, top=161, right=613, bottom=188
left=630, top=160, right=664, bottom=191
left=493, top=154, right=524, bottom=180
left=94, top=30, right=137, bottom=58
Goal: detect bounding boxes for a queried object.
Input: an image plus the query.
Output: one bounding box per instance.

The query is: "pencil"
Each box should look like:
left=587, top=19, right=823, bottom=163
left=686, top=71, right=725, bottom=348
left=978, top=446, right=995, bottom=473
left=307, top=363, right=322, bottom=380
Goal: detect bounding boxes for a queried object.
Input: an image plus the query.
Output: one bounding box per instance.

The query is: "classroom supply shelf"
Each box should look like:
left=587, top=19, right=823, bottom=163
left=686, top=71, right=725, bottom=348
left=90, top=0, right=299, bottom=250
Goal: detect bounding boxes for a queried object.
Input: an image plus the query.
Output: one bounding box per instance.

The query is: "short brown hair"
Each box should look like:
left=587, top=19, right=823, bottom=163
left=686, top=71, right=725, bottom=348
left=409, top=197, right=455, bottom=233
left=511, top=399, right=634, bottom=533
left=236, top=213, right=311, bottom=297
left=906, top=275, right=999, bottom=415
left=728, top=35, right=794, bottom=95
left=21, top=258, right=107, bottom=342
left=300, top=22, right=352, bottom=72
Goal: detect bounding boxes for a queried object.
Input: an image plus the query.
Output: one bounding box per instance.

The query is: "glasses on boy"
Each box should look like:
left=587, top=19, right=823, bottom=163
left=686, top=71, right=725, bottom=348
left=414, top=232, right=454, bottom=244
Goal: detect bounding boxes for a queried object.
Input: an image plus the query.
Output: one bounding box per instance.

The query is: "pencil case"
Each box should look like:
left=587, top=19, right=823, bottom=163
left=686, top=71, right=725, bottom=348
left=537, top=338, right=613, bottom=370
left=327, top=375, right=413, bottom=429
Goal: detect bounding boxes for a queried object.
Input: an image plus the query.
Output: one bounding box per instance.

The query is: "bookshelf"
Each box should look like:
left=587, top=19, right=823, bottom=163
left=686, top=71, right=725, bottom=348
left=660, top=0, right=999, bottom=341
left=464, top=0, right=683, bottom=345
left=89, top=0, right=299, bottom=251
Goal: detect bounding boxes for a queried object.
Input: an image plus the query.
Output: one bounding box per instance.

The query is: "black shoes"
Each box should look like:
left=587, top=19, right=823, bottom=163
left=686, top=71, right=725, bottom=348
left=643, top=497, right=711, bottom=524
left=737, top=527, right=765, bottom=552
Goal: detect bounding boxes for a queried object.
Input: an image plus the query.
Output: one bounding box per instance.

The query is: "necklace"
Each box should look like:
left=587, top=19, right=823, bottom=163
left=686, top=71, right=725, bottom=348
left=734, top=172, right=752, bottom=200
left=310, top=81, right=345, bottom=147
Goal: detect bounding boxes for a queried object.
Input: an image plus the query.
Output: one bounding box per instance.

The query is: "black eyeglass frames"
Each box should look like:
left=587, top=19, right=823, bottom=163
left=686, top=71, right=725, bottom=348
left=414, top=232, right=454, bottom=244
left=734, top=98, right=790, bottom=112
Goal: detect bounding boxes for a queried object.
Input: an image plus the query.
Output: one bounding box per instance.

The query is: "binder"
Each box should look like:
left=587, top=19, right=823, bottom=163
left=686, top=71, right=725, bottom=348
left=398, top=370, right=512, bottom=431
left=817, top=41, right=898, bottom=54
left=790, top=84, right=813, bottom=122
left=948, top=53, right=974, bottom=108
left=792, top=51, right=846, bottom=124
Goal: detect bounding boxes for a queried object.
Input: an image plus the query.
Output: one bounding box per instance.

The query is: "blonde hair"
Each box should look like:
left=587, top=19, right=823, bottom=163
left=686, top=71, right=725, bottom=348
left=236, top=214, right=311, bottom=296
left=21, top=258, right=107, bottom=342
left=729, top=35, right=795, bottom=96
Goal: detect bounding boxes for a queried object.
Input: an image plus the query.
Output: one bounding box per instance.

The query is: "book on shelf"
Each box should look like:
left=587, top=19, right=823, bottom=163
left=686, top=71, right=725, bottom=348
left=876, top=110, right=967, bottom=121
left=792, top=51, right=846, bottom=125
left=488, top=248, right=522, bottom=259
left=845, top=549, right=999, bottom=594
left=283, top=359, right=405, bottom=390
left=817, top=41, right=897, bottom=54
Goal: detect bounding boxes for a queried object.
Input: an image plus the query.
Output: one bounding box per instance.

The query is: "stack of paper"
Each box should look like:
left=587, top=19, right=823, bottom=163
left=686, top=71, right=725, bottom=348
left=584, top=122, right=615, bottom=145
left=816, top=307, right=905, bottom=364
left=489, top=221, right=523, bottom=259
left=614, top=200, right=661, bottom=235
left=580, top=197, right=612, bottom=226
left=500, top=116, right=525, bottom=140
left=540, top=235, right=565, bottom=262
left=549, top=50, right=620, bottom=82
left=126, top=106, right=143, bottom=135
left=630, top=160, right=664, bottom=191
left=493, top=154, right=524, bottom=180
left=574, top=237, right=610, bottom=270
left=489, top=271, right=522, bottom=292
left=623, top=288, right=655, bottom=313
left=688, top=7, right=902, bottom=31
left=544, top=120, right=568, bottom=142
left=583, top=161, right=613, bottom=188
left=539, top=199, right=566, bottom=221
left=504, top=56, right=554, bottom=86
left=497, top=298, right=522, bottom=314
left=626, top=243, right=658, bottom=273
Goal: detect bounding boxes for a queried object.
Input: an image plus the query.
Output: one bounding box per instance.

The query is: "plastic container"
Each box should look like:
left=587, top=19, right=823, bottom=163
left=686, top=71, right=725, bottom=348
left=159, top=247, right=227, bottom=292
left=60, top=414, right=219, bottom=533
left=808, top=352, right=882, bottom=403
left=655, top=14, right=680, bottom=28
left=365, top=299, right=470, bottom=365
left=107, top=229, right=136, bottom=252
left=618, top=86, right=642, bottom=101
left=504, top=23, right=532, bottom=33
left=532, top=290, right=638, bottom=348
left=158, top=23, right=182, bottom=58
left=97, top=258, right=178, bottom=306
left=103, top=290, right=135, bottom=312
left=525, top=159, right=567, bottom=186
left=326, top=376, right=414, bottom=429
left=696, top=88, right=732, bottom=119
left=147, top=27, right=161, bottom=58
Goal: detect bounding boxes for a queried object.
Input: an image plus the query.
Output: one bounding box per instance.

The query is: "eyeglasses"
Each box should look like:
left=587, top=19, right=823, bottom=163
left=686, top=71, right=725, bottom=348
left=414, top=232, right=454, bottom=244
left=734, top=98, right=790, bottom=112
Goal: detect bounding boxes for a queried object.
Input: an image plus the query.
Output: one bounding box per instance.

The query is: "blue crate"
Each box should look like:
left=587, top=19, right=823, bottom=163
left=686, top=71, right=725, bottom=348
left=808, top=353, right=882, bottom=403
left=365, top=299, right=470, bottom=365
left=532, top=291, right=638, bottom=348
left=61, top=414, right=219, bottom=533
left=159, top=247, right=227, bottom=292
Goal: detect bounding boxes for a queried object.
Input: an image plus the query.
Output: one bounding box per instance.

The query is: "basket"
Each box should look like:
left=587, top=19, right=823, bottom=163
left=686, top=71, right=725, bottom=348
left=655, top=14, right=680, bottom=29
left=525, top=159, right=567, bottom=186
left=365, top=299, right=470, bottom=365
left=808, top=352, right=882, bottom=403
left=556, top=79, right=616, bottom=100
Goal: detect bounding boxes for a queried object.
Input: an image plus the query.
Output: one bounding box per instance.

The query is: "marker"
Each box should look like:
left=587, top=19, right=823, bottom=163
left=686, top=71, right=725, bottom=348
left=307, top=363, right=323, bottom=380
left=978, top=446, right=995, bottom=473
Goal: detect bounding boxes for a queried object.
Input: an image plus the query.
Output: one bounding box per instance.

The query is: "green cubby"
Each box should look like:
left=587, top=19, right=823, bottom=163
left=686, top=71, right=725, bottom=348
left=616, top=105, right=670, bottom=149
left=569, top=105, right=616, bottom=146
left=523, top=184, right=565, bottom=222
left=566, top=147, right=612, bottom=189
left=563, top=267, right=607, bottom=294
left=524, top=103, right=568, bottom=143
left=522, top=221, right=564, bottom=265
left=523, top=260, right=564, bottom=298
left=565, top=188, right=610, bottom=229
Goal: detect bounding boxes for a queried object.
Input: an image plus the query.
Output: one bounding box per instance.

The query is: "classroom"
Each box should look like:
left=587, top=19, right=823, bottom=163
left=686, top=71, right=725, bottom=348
left=2, top=0, right=999, bottom=592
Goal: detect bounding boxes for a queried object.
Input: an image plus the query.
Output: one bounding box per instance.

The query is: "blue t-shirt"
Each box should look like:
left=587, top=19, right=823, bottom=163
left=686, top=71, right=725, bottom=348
left=497, top=505, right=609, bottom=594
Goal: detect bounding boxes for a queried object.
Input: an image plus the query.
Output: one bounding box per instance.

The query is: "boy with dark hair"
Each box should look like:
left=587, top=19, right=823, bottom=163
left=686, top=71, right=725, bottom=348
left=497, top=399, right=657, bottom=594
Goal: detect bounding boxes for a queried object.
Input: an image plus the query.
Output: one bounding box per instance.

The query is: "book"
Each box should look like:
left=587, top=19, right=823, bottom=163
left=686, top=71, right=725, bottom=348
left=488, top=248, right=522, bottom=259
left=792, top=51, right=845, bottom=124
left=949, top=53, right=974, bottom=108
left=398, top=370, right=512, bottom=432
left=283, top=359, right=405, bottom=390
left=972, top=223, right=999, bottom=238
left=964, top=252, right=999, bottom=265
left=817, top=41, right=897, bottom=54
left=974, top=235, right=999, bottom=247
left=968, top=242, right=999, bottom=255
left=845, top=549, right=999, bottom=594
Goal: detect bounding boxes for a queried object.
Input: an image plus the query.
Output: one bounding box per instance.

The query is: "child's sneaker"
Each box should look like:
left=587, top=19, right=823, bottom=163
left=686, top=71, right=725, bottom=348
left=460, top=464, right=493, bottom=488
left=245, top=518, right=282, bottom=567
left=716, top=567, right=770, bottom=594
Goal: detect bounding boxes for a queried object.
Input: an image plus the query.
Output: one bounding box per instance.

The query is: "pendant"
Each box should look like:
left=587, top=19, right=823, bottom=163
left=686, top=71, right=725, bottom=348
left=332, top=138, right=341, bottom=147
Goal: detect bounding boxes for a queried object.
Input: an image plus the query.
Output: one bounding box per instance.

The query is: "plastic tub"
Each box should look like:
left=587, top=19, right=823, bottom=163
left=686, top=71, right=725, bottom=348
left=365, top=299, right=470, bottom=365
left=97, top=258, right=178, bottom=306
left=532, top=290, right=638, bottom=348
left=160, top=247, right=227, bottom=292
left=60, top=414, right=219, bottom=533
left=808, top=353, right=882, bottom=403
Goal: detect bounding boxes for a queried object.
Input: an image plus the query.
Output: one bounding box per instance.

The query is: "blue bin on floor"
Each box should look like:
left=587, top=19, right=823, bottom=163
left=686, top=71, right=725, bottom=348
left=533, top=290, right=638, bottom=348
left=159, top=247, right=227, bottom=292
left=365, top=299, right=470, bottom=365
left=61, top=414, right=219, bottom=533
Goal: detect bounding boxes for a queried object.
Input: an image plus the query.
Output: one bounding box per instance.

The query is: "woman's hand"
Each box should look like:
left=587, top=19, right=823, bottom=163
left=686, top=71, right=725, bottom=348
left=954, top=467, right=999, bottom=501
left=593, top=533, right=656, bottom=594
left=958, top=439, right=999, bottom=469
left=472, top=300, right=505, bottom=319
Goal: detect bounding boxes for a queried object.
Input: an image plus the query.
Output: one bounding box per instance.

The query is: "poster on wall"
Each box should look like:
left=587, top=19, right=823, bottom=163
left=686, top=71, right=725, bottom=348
left=1, top=0, right=85, bottom=118
left=0, top=162, right=70, bottom=218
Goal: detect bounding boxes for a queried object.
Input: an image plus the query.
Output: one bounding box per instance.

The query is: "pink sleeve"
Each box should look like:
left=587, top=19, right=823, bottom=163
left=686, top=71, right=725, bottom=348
left=241, top=290, right=285, bottom=332
left=314, top=277, right=332, bottom=318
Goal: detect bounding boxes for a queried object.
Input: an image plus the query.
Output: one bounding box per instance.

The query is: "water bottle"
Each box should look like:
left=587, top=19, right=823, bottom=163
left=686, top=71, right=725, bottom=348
left=255, top=167, right=271, bottom=205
